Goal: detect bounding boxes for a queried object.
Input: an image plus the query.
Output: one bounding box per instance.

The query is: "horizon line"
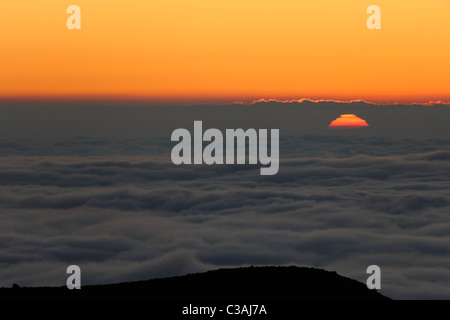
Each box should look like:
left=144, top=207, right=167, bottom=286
left=0, top=95, right=449, bottom=106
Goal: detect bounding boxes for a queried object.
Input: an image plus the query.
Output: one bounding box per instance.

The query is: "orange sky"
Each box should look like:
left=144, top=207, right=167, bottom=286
left=1, top=0, right=449, bottom=103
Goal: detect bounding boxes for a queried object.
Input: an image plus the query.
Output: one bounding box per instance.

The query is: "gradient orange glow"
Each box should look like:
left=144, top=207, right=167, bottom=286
left=1, top=0, right=449, bottom=103
left=329, top=114, right=369, bottom=129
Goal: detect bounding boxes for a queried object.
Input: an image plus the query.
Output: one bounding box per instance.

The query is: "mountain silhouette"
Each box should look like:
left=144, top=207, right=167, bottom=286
left=0, top=266, right=389, bottom=300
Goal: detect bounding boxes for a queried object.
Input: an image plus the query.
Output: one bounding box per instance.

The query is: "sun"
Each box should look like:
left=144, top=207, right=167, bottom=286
left=329, top=114, right=369, bottom=129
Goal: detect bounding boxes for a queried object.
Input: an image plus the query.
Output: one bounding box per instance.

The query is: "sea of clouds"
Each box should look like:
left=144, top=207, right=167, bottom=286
left=0, top=102, right=449, bottom=299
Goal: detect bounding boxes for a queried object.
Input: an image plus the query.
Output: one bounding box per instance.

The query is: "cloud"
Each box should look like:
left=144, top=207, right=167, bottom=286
left=0, top=146, right=449, bottom=299
left=1, top=102, right=450, bottom=298
left=249, top=98, right=450, bottom=106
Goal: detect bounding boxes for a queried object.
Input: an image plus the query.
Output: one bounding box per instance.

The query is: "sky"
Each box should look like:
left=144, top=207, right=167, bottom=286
left=1, top=0, right=450, bottom=103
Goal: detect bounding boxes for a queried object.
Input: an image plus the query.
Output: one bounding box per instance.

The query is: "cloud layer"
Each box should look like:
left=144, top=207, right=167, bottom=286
left=1, top=102, right=450, bottom=299
left=1, top=142, right=450, bottom=299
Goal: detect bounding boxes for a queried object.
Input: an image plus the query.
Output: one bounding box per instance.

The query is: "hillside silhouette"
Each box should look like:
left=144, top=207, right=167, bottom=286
left=0, top=266, right=390, bottom=300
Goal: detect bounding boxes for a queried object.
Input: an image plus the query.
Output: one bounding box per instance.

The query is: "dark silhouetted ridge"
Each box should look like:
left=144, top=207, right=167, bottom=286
left=0, top=266, right=390, bottom=300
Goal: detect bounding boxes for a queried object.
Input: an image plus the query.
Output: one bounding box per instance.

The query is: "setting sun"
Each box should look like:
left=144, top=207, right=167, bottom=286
left=329, top=114, right=369, bottom=129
